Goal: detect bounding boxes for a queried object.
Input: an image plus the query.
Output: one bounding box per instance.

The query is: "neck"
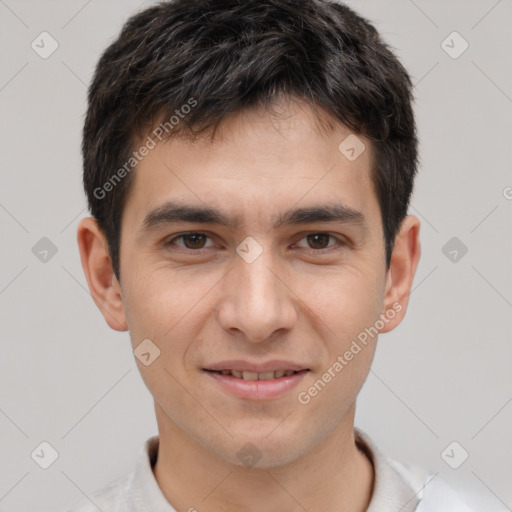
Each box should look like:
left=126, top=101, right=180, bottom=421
left=152, top=404, right=374, bottom=512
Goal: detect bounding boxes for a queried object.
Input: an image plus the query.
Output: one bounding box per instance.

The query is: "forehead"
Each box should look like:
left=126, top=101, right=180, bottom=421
left=123, top=99, right=379, bottom=231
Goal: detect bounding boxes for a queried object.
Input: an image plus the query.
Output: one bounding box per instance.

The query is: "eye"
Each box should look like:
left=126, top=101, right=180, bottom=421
left=165, top=232, right=215, bottom=250
left=294, top=233, right=344, bottom=251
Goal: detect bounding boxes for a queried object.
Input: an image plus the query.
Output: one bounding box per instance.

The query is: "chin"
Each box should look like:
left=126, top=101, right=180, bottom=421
left=207, top=430, right=311, bottom=470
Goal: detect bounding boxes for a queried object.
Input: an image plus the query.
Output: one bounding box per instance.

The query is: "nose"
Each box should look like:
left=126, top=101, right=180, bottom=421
left=216, top=245, right=297, bottom=343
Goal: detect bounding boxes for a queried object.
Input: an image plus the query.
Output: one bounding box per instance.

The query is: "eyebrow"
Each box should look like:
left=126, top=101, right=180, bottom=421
left=141, top=200, right=366, bottom=232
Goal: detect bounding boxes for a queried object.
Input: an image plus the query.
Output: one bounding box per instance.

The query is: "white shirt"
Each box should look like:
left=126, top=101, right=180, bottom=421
left=66, top=429, right=474, bottom=511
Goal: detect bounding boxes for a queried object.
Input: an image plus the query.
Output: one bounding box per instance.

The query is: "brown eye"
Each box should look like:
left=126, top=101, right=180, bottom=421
left=181, top=233, right=207, bottom=249
left=306, top=233, right=332, bottom=249
left=166, top=232, right=213, bottom=250
left=295, top=233, right=340, bottom=251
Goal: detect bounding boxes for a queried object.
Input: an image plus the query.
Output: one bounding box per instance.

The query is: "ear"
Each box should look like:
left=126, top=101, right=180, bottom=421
left=379, top=215, right=421, bottom=333
left=77, top=217, right=128, bottom=331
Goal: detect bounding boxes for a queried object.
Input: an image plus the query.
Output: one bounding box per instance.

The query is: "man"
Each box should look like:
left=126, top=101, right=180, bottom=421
left=71, top=0, right=473, bottom=510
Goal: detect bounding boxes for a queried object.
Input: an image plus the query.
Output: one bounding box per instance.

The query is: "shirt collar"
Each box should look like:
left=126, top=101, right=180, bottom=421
left=127, top=435, right=175, bottom=511
left=355, top=428, right=427, bottom=511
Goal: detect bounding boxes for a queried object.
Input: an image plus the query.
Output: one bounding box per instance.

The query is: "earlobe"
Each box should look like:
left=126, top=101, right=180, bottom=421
left=379, top=215, right=421, bottom=334
left=77, top=217, right=128, bottom=332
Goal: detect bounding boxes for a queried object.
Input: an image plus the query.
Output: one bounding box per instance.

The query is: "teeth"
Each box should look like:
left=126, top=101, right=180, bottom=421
left=258, top=371, right=275, bottom=380
left=216, top=370, right=298, bottom=379
left=242, top=371, right=259, bottom=380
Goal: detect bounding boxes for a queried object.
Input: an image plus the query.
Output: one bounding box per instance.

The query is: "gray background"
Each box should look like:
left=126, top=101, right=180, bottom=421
left=0, top=0, right=511, bottom=510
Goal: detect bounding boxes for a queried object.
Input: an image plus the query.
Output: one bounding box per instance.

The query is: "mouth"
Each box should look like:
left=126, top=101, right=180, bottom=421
left=202, top=362, right=310, bottom=400
left=203, top=369, right=306, bottom=380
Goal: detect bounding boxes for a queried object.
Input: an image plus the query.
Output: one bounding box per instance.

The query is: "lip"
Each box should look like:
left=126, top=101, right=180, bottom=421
left=203, top=367, right=310, bottom=401
left=204, top=360, right=309, bottom=373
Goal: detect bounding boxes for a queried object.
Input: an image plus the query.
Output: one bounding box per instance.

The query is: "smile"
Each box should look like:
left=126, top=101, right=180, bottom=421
left=203, top=367, right=310, bottom=400
left=205, top=369, right=300, bottom=380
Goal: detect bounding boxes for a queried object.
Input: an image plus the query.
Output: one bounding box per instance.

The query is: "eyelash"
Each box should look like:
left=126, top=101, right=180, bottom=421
left=164, top=232, right=347, bottom=253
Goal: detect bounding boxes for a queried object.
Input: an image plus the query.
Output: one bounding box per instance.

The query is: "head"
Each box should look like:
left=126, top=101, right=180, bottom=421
left=78, top=0, right=421, bottom=468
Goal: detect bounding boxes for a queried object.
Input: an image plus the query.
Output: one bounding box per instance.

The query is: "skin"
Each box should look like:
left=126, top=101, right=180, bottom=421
left=78, top=98, right=421, bottom=512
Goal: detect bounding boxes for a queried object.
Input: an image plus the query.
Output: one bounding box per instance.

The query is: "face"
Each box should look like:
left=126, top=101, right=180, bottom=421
left=96, top=99, right=407, bottom=468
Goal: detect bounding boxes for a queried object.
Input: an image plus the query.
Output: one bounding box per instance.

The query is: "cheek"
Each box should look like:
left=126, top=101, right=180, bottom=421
left=298, top=265, right=384, bottom=336
left=296, top=276, right=381, bottom=415
left=123, top=266, right=207, bottom=338
left=122, top=273, right=207, bottom=412
left=296, top=266, right=382, bottom=401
